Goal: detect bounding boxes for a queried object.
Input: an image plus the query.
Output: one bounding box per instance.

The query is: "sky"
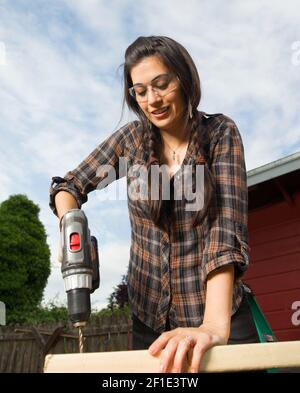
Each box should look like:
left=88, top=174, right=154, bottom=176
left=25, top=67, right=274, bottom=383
left=0, top=0, right=300, bottom=311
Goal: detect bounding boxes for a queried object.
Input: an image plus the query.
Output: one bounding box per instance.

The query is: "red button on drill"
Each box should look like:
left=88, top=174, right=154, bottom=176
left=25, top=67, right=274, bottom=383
left=70, top=233, right=81, bottom=251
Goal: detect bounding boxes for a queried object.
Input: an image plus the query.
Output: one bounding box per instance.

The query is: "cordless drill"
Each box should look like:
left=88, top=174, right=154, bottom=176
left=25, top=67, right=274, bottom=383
left=60, top=209, right=100, bottom=351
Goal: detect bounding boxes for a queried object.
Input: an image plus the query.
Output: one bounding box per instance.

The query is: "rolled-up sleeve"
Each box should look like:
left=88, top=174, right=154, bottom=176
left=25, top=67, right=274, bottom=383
left=49, top=123, right=132, bottom=216
left=202, top=118, right=249, bottom=282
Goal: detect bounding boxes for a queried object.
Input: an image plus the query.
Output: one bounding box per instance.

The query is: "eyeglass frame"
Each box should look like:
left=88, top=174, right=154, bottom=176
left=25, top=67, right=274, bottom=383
left=128, top=73, right=180, bottom=103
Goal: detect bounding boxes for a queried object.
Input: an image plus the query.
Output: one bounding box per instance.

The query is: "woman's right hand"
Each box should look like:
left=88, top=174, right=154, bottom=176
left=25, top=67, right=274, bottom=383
left=54, top=191, right=78, bottom=263
left=57, top=231, right=63, bottom=263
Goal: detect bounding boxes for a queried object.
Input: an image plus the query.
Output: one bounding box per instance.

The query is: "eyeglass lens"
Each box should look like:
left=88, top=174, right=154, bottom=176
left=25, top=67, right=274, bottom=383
left=130, top=74, right=177, bottom=102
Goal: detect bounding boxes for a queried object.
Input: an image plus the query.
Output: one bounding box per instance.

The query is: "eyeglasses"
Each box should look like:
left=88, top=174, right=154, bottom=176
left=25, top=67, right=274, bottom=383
left=129, top=73, right=179, bottom=103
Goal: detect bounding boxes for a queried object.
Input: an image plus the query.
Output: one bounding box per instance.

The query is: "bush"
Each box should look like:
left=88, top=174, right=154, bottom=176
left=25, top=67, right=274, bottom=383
left=0, top=195, right=51, bottom=323
left=24, top=301, right=69, bottom=324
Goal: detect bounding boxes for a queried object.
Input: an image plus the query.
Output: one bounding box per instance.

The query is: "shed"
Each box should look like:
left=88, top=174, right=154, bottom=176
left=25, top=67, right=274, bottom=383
left=245, top=151, right=300, bottom=341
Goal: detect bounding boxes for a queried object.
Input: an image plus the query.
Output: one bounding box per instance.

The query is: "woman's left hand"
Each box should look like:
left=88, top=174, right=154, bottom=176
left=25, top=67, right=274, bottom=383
left=148, top=323, right=229, bottom=373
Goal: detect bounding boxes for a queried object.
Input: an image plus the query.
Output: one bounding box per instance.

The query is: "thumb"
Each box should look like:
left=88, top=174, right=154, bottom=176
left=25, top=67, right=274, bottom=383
left=57, top=233, right=63, bottom=263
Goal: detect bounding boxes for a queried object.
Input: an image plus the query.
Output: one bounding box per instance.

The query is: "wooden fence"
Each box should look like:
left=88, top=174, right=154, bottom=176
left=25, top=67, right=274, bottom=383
left=0, top=315, right=132, bottom=373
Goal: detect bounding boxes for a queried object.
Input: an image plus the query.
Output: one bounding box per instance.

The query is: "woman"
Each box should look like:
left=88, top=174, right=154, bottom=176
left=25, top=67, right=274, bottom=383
left=49, top=36, right=259, bottom=373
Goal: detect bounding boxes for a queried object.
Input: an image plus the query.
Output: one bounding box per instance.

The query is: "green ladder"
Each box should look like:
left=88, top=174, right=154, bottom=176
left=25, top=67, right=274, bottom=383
left=244, top=285, right=278, bottom=373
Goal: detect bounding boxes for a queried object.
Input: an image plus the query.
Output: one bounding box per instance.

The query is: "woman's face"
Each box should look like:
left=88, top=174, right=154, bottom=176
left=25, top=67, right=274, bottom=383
left=130, top=55, right=186, bottom=133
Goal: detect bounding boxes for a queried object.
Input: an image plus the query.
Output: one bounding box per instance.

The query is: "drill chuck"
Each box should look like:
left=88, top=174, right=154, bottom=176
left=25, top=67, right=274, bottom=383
left=67, top=289, right=90, bottom=326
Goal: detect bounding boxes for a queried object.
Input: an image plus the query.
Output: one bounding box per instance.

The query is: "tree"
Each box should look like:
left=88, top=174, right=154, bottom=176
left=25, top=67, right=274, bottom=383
left=107, top=274, right=129, bottom=310
left=0, top=194, right=51, bottom=323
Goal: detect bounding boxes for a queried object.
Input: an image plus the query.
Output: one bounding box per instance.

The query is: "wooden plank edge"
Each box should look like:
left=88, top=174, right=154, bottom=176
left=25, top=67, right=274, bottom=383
left=44, top=340, right=300, bottom=373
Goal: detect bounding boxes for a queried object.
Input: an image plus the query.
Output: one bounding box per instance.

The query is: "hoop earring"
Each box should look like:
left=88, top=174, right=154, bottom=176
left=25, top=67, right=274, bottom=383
left=188, top=101, right=193, bottom=119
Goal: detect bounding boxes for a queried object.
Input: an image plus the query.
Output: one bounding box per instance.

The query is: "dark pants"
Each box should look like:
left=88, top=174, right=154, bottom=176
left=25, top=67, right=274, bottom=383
left=132, top=290, right=260, bottom=350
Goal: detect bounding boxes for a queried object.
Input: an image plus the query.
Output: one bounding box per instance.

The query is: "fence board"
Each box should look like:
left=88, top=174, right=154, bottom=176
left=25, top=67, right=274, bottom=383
left=0, top=317, right=132, bottom=373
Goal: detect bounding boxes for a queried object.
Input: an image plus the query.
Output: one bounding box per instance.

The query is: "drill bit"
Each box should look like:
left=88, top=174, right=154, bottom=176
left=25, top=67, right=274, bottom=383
left=79, top=326, right=84, bottom=353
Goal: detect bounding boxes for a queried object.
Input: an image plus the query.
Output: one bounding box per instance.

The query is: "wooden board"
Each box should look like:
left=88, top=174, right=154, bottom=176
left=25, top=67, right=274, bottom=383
left=44, top=340, right=300, bottom=373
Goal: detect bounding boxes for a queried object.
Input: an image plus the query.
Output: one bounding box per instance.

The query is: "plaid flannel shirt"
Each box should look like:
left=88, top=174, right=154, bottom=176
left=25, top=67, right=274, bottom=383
left=49, top=111, right=249, bottom=332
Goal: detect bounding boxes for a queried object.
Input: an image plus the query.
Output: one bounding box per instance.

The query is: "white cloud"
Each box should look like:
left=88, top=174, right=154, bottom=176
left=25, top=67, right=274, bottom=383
left=135, top=0, right=300, bottom=168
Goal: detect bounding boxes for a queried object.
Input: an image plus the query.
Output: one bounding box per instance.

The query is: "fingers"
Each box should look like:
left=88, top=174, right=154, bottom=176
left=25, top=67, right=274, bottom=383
left=57, top=234, right=63, bottom=263
left=159, top=338, right=178, bottom=372
left=190, top=343, right=204, bottom=373
left=148, top=332, right=171, bottom=356
left=172, top=335, right=195, bottom=373
left=149, top=331, right=196, bottom=373
left=189, top=333, right=221, bottom=373
left=148, top=328, right=222, bottom=373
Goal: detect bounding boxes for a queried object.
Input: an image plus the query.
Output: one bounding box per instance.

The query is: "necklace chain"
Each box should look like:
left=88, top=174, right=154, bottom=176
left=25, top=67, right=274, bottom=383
left=162, top=131, right=190, bottom=163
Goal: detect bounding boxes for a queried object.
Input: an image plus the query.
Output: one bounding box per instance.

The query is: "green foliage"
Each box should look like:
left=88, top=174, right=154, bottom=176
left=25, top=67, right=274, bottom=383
left=21, top=301, right=69, bottom=324
left=107, top=274, right=129, bottom=310
left=92, top=304, right=131, bottom=319
left=0, top=194, right=51, bottom=323
left=6, top=299, right=130, bottom=324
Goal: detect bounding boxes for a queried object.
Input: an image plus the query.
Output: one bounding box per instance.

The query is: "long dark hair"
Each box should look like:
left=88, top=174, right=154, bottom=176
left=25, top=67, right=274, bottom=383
left=122, top=36, right=215, bottom=229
